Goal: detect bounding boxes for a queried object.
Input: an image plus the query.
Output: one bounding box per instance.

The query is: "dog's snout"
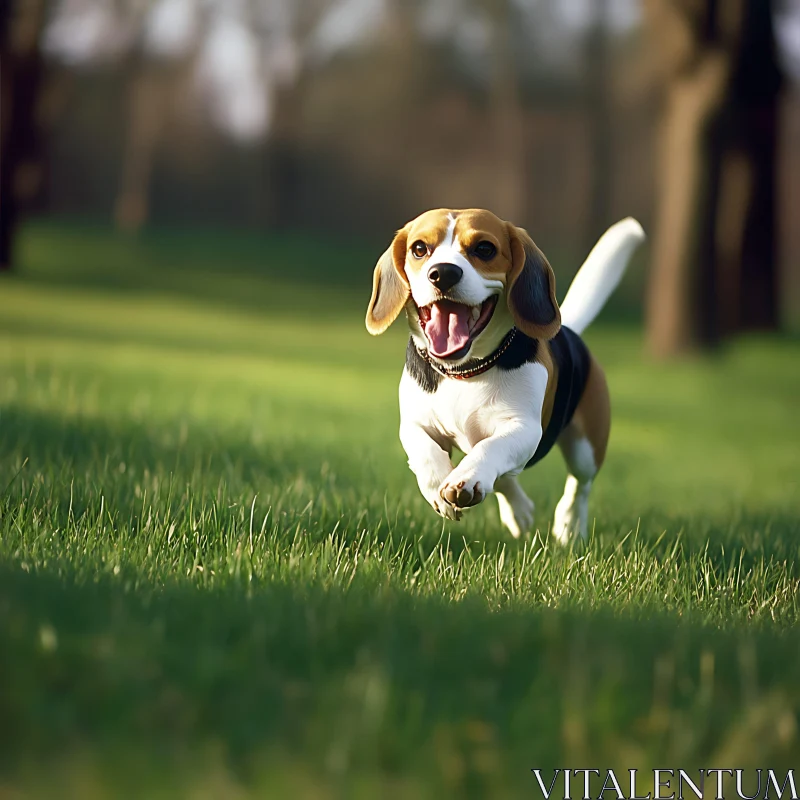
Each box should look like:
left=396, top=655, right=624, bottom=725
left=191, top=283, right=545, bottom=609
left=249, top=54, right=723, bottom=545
left=427, top=263, right=463, bottom=293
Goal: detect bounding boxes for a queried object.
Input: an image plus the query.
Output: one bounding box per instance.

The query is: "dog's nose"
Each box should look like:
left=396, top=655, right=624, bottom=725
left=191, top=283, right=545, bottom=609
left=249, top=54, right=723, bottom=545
left=427, top=263, right=463, bottom=292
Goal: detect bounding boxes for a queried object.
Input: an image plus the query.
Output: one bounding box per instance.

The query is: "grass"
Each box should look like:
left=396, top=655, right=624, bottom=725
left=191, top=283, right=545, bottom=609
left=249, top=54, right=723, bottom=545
left=1, top=221, right=799, bottom=798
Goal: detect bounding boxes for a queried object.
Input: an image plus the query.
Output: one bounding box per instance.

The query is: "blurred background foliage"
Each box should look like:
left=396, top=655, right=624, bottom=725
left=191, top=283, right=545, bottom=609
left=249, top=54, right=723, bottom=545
left=2, top=0, right=800, bottom=354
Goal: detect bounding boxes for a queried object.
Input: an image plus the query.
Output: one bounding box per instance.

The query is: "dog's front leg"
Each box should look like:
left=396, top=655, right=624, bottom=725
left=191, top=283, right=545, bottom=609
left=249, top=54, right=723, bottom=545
left=438, top=420, right=542, bottom=512
left=399, top=420, right=461, bottom=520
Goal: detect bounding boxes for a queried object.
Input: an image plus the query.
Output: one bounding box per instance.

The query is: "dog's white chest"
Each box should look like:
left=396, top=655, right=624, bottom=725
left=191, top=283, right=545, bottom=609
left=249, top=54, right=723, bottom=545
left=399, top=362, right=548, bottom=455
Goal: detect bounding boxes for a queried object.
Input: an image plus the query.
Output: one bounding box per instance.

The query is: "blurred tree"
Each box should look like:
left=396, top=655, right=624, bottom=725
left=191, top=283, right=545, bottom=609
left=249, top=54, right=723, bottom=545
left=260, top=0, right=320, bottom=230
left=0, top=0, right=46, bottom=269
left=645, top=0, right=785, bottom=357
left=111, top=0, right=322, bottom=232
left=37, top=0, right=651, bottom=242
left=114, top=1, right=198, bottom=233
left=115, top=59, right=171, bottom=233
left=485, top=0, right=526, bottom=223
left=585, top=0, right=612, bottom=249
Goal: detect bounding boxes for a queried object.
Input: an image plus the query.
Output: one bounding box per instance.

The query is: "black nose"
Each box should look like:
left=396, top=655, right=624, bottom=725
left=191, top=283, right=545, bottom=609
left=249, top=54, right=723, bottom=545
left=427, top=263, right=463, bottom=292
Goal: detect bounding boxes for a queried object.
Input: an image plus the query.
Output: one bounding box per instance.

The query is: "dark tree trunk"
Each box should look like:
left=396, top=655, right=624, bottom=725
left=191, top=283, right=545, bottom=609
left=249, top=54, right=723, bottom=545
left=720, top=0, right=782, bottom=334
left=0, top=0, right=46, bottom=270
left=645, top=0, right=783, bottom=357
left=264, top=81, right=304, bottom=231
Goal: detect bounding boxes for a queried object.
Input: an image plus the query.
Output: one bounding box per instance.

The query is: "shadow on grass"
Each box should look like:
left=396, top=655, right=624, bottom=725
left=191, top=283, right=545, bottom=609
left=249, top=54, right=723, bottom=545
left=0, top=403, right=456, bottom=568
left=1, top=403, right=344, bottom=485
left=1, top=558, right=799, bottom=793
left=11, top=222, right=378, bottom=317
left=0, top=315, right=399, bottom=377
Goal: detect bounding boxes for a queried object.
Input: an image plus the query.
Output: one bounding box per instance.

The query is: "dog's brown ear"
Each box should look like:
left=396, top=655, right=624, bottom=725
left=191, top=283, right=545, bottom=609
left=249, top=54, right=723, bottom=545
left=366, top=227, right=410, bottom=335
left=506, top=223, right=561, bottom=340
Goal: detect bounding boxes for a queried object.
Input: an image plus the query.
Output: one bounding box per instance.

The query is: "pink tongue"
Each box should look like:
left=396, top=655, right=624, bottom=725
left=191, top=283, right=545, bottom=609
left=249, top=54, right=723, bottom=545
left=425, top=300, right=472, bottom=357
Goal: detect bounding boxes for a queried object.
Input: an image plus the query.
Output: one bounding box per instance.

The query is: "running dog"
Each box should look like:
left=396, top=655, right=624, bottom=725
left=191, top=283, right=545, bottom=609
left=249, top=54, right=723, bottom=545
left=366, top=208, right=644, bottom=541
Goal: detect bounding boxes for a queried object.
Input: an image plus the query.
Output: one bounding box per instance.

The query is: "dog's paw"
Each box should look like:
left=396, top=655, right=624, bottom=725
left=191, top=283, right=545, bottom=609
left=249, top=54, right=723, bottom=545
left=416, top=473, right=462, bottom=521
left=438, top=472, right=489, bottom=511
left=432, top=498, right=462, bottom=521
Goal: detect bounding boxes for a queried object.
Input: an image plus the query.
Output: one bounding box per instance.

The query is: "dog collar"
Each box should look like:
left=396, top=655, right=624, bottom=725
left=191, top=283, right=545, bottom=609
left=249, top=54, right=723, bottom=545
left=415, top=328, right=518, bottom=380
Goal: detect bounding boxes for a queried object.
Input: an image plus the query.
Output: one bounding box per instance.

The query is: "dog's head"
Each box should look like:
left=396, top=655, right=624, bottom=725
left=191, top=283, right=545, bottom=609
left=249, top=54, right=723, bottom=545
left=365, top=208, right=560, bottom=361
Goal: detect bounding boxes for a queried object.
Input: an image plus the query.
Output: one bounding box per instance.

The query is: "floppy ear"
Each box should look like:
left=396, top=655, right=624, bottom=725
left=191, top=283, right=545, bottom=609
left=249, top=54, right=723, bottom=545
left=366, top=227, right=410, bottom=335
left=506, top=223, right=561, bottom=340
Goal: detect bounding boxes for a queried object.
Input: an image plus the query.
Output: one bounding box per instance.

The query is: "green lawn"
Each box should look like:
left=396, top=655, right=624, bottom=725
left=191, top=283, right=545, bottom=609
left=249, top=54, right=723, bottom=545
left=1, top=222, right=799, bottom=798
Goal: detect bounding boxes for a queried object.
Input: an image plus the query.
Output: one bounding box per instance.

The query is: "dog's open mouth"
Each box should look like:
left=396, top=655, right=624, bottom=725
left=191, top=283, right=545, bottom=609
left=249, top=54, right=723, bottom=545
left=416, top=296, right=498, bottom=360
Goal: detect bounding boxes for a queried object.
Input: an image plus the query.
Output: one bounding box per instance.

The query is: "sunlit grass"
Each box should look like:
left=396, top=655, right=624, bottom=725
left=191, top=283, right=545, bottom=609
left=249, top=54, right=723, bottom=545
left=0, top=221, right=798, bottom=797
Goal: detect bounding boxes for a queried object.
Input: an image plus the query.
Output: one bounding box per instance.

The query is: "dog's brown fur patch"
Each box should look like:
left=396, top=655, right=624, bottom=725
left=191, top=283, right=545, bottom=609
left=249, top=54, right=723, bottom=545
left=536, top=342, right=559, bottom=434
left=566, top=354, right=611, bottom=469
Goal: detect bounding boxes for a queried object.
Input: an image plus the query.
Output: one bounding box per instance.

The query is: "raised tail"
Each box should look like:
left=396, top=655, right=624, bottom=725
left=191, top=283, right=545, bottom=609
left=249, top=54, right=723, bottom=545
left=559, top=217, right=646, bottom=335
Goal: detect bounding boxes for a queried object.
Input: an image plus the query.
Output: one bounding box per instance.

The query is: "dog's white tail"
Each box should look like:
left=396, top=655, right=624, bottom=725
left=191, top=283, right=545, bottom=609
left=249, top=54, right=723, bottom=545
left=559, top=217, right=646, bottom=335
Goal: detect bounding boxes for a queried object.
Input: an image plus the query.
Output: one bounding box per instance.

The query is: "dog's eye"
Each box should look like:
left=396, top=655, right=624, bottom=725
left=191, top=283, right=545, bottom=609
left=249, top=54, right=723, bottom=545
left=473, top=241, right=497, bottom=261
left=411, top=241, right=428, bottom=259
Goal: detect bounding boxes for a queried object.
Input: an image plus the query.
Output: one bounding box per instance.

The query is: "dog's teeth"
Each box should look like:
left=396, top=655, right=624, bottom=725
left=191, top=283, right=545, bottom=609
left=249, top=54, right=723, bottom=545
left=471, top=306, right=480, bottom=323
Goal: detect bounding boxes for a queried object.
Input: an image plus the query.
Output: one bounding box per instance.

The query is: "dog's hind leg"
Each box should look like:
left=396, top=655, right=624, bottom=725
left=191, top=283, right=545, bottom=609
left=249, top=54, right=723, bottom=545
left=553, top=355, right=610, bottom=544
left=495, top=475, right=535, bottom=539
left=553, top=470, right=593, bottom=543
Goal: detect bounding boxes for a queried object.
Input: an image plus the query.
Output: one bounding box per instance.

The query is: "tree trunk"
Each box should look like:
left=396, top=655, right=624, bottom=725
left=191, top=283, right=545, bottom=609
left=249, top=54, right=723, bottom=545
left=114, top=60, right=169, bottom=234
left=263, top=80, right=303, bottom=231
left=645, top=0, right=783, bottom=357
left=0, top=0, right=46, bottom=270
left=647, top=43, right=731, bottom=355
left=487, top=0, right=526, bottom=223
left=585, top=0, right=612, bottom=250
left=718, top=0, right=782, bottom=334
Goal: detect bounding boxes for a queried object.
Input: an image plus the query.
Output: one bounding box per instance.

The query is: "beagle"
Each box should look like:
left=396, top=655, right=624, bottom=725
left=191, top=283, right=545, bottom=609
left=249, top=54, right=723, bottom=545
left=366, top=208, right=645, bottom=542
